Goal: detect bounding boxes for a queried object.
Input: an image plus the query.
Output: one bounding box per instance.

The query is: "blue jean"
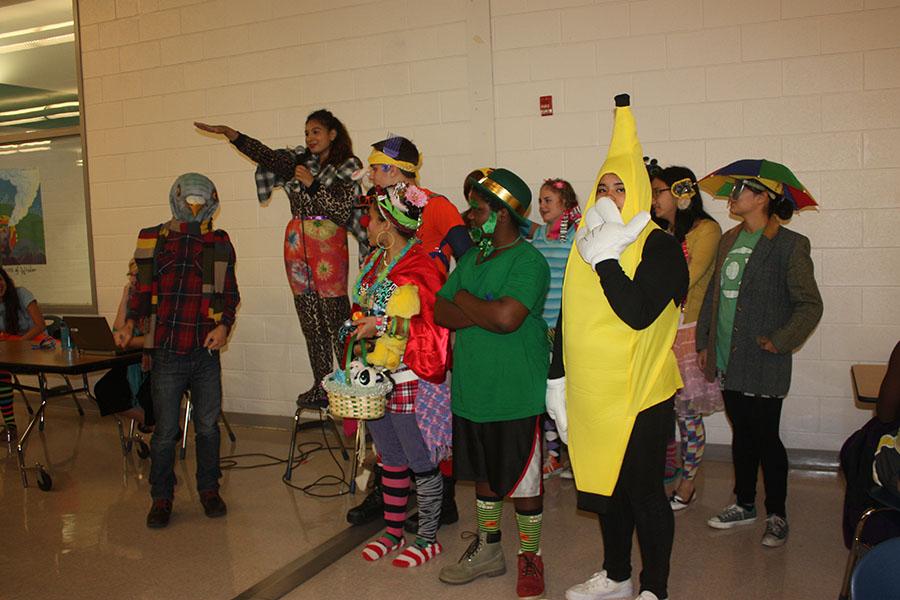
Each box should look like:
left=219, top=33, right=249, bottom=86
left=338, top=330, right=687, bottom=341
left=149, top=348, right=222, bottom=500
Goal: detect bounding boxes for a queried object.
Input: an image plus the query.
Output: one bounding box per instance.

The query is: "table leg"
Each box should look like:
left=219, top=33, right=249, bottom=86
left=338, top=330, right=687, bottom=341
left=16, top=373, right=50, bottom=488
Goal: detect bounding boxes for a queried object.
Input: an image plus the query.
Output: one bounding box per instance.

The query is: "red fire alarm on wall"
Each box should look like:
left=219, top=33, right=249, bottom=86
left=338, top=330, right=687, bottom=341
left=540, top=95, right=553, bottom=116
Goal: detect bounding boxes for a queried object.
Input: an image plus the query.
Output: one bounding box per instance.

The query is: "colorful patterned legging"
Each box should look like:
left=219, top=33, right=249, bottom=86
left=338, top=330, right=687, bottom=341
left=665, top=412, right=706, bottom=482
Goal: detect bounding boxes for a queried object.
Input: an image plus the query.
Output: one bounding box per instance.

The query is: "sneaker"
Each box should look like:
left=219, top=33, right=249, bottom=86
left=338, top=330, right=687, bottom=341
left=669, top=489, right=696, bottom=512
left=517, top=552, right=545, bottom=599
left=146, top=498, right=173, bottom=529
left=199, top=490, right=227, bottom=518
left=543, top=455, right=568, bottom=479
left=707, top=503, right=757, bottom=529
left=635, top=592, right=667, bottom=600
left=761, top=514, right=789, bottom=547
left=565, top=570, right=633, bottom=600
left=439, top=531, right=506, bottom=585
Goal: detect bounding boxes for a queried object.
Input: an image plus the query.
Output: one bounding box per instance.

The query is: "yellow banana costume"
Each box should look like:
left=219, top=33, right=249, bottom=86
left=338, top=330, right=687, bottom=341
left=562, top=97, right=683, bottom=497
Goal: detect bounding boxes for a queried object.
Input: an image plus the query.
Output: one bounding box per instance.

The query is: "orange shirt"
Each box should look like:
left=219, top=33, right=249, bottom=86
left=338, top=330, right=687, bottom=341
left=416, top=189, right=465, bottom=274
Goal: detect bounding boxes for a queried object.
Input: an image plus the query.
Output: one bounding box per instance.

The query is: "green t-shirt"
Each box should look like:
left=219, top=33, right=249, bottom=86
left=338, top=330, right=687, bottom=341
left=716, top=227, right=764, bottom=372
left=438, top=242, right=550, bottom=423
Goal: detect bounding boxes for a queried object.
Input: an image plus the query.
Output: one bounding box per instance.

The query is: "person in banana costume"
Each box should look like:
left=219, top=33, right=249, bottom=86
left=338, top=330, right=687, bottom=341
left=549, top=95, right=688, bottom=600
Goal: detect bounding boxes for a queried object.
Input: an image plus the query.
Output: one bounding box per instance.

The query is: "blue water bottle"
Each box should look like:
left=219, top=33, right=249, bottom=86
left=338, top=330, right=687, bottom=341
left=59, top=321, right=74, bottom=350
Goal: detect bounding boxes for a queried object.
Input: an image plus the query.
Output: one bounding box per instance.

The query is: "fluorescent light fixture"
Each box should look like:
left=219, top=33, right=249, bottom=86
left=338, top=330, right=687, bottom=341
left=0, top=21, right=73, bottom=41
left=0, top=116, right=46, bottom=126
left=0, top=102, right=80, bottom=118
left=0, top=32, right=75, bottom=55
left=45, top=110, right=80, bottom=119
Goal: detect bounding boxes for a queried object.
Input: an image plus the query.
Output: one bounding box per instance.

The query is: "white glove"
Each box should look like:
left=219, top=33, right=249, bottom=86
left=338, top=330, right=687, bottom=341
left=576, top=197, right=651, bottom=267
left=581, top=197, right=611, bottom=231
left=545, top=377, right=568, bottom=444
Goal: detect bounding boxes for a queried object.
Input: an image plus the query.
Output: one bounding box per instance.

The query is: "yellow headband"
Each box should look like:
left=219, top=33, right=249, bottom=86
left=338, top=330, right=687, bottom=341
left=368, top=149, right=420, bottom=174
left=478, top=177, right=526, bottom=215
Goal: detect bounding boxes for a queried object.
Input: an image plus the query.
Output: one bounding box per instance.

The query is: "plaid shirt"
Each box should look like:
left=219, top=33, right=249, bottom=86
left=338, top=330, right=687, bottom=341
left=127, top=229, right=239, bottom=355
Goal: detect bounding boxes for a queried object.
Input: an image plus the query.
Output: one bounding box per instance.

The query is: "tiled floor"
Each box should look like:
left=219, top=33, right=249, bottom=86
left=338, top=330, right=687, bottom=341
left=4, top=396, right=849, bottom=600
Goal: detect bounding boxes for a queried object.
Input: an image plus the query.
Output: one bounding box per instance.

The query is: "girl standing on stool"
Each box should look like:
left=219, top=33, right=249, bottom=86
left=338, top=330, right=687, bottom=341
left=529, top=178, right=581, bottom=479
left=0, top=266, right=46, bottom=437
left=195, top=111, right=362, bottom=407
left=650, top=166, right=723, bottom=510
left=352, top=184, right=452, bottom=568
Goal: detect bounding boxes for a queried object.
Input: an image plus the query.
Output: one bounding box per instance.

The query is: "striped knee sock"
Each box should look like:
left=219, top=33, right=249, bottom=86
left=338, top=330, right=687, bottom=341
left=0, top=372, right=15, bottom=428
left=382, top=465, right=411, bottom=539
left=413, top=469, right=442, bottom=544
left=476, top=495, right=503, bottom=535
left=516, top=508, right=543, bottom=554
left=362, top=464, right=410, bottom=562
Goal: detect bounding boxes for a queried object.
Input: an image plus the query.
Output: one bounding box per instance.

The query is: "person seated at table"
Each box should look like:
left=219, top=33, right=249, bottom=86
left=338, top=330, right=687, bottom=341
left=840, top=340, right=900, bottom=548
left=92, top=260, right=151, bottom=428
left=0, top=266, right=46, bottom=437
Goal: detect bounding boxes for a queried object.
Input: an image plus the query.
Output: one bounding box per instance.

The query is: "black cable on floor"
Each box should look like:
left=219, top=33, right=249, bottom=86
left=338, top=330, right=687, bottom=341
left=218, top=418, right=354, bottom=498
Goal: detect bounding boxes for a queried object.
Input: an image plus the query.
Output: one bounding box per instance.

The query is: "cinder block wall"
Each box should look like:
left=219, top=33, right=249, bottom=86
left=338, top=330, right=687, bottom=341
left=79, top=0, right=900, bottom=450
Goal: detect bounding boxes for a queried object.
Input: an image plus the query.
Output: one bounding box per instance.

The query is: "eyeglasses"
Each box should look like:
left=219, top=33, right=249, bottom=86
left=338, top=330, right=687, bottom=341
left=651, top=187, right=669, bottom=199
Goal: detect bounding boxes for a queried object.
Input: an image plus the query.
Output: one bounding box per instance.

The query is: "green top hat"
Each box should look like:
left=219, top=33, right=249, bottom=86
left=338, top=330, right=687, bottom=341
left=471, top=168, right=532, bottom=226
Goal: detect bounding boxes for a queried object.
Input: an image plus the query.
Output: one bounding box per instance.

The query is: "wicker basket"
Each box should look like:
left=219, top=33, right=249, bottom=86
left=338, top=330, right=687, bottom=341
left=323, top=338, right=391, bottom=420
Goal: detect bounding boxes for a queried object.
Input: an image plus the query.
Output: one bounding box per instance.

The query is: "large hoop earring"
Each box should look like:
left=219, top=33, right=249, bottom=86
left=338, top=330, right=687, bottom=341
left=375, top=230, right=395, bottom=251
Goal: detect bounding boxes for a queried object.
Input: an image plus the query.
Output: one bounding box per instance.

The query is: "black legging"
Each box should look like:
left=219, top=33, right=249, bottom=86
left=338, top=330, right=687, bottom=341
left=293, top=293, right=350, bottom=385
left=723, top=390, right=788, bottom=518
left=598, top=398, right=675, bottom=599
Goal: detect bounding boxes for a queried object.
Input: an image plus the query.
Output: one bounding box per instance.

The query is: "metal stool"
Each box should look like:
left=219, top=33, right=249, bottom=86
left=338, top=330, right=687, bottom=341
left=283, top=404, right=352, bottom=487
left=178, top=391, right=237, bottom=460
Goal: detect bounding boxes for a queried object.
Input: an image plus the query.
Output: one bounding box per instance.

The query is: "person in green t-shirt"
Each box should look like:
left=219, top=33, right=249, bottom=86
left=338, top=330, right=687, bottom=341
left=697, top=175, right=823, bottom=548
left=434, top=168, right=550, bottom=600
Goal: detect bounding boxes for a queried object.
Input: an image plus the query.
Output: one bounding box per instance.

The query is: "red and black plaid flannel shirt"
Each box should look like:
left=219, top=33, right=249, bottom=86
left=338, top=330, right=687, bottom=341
left=127, top=229, right=239, bottom=355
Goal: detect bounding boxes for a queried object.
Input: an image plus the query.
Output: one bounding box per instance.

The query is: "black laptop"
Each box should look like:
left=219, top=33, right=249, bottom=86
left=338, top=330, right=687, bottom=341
left=65, top=316, right=128, bottom=356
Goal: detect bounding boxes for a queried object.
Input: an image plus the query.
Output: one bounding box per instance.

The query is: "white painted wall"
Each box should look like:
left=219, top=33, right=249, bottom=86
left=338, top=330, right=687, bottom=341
left=78, top=0, right=900, bottom=451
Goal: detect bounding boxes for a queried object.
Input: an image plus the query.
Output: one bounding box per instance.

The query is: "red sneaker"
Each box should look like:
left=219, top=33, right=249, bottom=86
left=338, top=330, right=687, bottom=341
left=516, top=551, right=544, bottom=599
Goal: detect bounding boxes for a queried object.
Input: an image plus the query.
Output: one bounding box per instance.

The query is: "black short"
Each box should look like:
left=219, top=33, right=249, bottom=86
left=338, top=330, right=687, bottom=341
left=452, top=414, right=542, bottom=498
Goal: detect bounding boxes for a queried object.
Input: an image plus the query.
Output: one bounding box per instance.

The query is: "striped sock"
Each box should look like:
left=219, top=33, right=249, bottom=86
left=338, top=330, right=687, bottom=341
left=413, top=469, right=442, bottom=544
left=516, top=509, right=543, bottom=554
left=362, top=532, right=404, bottom=562
left=0, top=372, right=15, bottom=429
left=476, top=495, right=503, bottom=535
left=391, top=540, right=442, bottom=568
left=382, top=465, right=411, bottom=541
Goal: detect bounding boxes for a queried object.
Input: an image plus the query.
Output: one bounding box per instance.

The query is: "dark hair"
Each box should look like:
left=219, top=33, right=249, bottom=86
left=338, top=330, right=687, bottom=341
left=372, top=136, right=420, bottom=179
left=0, top=267, right=22, bottom=334
left=653, top=166, right=715, bottom=242
left=540, top=178, right=578, bottom=210
left=767, top=195, right=794, bottom=220
left=306, top=109, right=355, bottom=169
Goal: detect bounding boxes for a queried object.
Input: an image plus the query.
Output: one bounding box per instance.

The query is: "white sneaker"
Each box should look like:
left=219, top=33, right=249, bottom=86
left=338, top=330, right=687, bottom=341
left=634, top=592, right=668, bottom=600
left=565, top=570, right=633, bottom=600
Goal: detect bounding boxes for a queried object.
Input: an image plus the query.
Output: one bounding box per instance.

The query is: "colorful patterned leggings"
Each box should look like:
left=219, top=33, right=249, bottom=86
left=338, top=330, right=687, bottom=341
left=665, top=412, right=705, bottom=482
left=0, top=371, right=14, bottom=429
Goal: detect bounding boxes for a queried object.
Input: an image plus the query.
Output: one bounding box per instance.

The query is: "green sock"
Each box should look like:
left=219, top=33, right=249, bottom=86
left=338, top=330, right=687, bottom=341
left=516, top=510, right=542, bottom=554
left=476, top=495, right=503, bottom=534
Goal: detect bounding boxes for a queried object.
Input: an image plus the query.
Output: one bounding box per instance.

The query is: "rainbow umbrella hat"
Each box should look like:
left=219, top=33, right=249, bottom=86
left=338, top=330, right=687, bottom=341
left=699, top=159, right=818, bottom=211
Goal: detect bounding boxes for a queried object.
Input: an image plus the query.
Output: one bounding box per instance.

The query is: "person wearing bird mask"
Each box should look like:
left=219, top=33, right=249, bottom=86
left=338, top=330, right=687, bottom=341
left=115, top=173, right=240, bottom=530
left=549, top=95, right=688, bottom=600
